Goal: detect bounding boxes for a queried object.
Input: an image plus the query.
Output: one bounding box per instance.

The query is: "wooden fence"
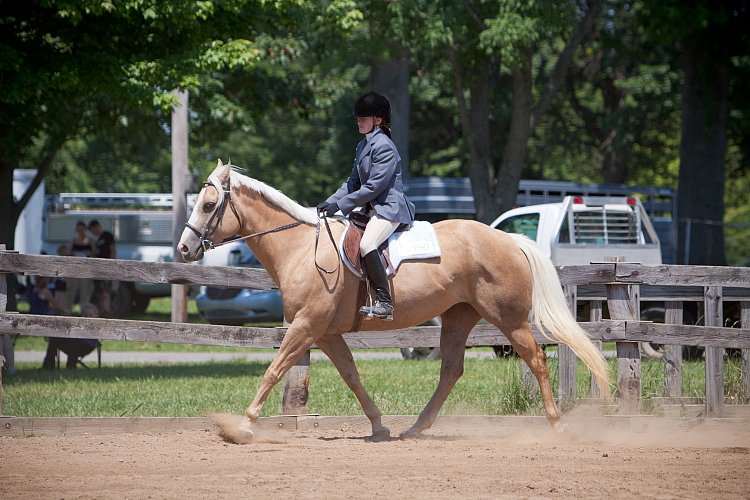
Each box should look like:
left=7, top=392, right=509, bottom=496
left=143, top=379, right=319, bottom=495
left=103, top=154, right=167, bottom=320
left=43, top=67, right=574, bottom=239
left=0, top=249, right=748, bottom=417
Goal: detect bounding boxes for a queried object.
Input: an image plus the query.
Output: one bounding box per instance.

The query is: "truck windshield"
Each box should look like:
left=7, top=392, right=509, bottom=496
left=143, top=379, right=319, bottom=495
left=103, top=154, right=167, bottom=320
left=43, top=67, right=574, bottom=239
left=496, top=213, right=540, bottom=240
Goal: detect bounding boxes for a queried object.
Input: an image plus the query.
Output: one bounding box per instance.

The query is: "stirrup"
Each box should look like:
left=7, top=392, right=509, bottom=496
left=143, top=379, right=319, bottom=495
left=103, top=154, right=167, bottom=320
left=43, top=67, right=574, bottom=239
left=358, top=301, right=393, bottom=321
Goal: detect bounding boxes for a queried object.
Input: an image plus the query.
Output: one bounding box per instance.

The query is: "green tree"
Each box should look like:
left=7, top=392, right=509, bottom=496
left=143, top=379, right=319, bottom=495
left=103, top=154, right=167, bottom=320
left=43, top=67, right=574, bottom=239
left=386, top=0, right=604, bottom=223
left=641, top=0, right=749, bottom=265
left=546, top=0, right=681, bottom=186
left=0, top=0, right=358, bottom=249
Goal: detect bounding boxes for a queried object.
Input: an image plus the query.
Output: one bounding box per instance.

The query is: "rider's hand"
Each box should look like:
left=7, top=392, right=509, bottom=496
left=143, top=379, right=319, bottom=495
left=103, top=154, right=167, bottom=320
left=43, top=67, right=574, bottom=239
left=318, top=202, right=339, bottom=218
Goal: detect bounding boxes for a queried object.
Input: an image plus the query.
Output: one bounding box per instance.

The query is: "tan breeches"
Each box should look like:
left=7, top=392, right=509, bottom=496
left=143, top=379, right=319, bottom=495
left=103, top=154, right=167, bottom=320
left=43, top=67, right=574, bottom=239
left=360, top=215, right=400, bottom=256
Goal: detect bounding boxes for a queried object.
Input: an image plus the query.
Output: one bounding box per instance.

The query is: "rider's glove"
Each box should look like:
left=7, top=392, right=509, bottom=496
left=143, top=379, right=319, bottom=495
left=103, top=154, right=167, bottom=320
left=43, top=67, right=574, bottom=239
left=317, top=202, right=339, bottom=218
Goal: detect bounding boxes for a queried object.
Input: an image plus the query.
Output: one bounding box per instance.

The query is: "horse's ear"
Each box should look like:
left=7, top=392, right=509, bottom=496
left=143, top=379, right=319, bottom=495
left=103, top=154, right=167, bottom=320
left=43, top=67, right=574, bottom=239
left=216, top=158, right=223, bottom=169
left=218, top=160, right=231, bottom=184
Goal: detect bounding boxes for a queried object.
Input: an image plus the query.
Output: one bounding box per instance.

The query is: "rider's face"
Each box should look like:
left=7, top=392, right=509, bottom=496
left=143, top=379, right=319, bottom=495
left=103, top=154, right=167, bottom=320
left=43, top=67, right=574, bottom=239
left=356, top=116, right=382, bottom=134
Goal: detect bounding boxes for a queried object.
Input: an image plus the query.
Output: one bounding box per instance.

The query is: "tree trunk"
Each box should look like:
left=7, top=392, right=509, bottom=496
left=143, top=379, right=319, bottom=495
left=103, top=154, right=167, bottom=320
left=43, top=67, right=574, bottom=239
left=462, top=1, right=604, bottom=223
left=0, top=159, right=19, bottom=251
left=448, top=50, right=495, bottom=223
left=600, top=76, right=628, bottom=184
left=0, top=158, right=21, bottom=312
left=677, top=44, right=728, bottom=265
left=371, top=47, right=411, bottom=175
left=492, top=49, right=533, bottom=222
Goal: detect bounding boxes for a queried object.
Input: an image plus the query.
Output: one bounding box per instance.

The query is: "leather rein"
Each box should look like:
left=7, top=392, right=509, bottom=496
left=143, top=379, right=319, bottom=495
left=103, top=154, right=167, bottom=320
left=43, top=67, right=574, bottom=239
left=184, top=179, right=340, bottom=275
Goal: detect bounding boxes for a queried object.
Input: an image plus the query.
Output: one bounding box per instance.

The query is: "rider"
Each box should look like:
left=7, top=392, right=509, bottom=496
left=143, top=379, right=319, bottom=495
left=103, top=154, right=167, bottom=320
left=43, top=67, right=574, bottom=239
left=317, top=91, right=415, bottom=321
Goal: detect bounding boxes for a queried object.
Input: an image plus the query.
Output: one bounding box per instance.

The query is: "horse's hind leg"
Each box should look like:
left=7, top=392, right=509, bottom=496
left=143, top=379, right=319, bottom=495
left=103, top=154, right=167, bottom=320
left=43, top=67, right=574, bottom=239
left=401, top=303, right=480, bottom=439
left=316, top=335, right=390, bottom=441
left=502, top=320, right=561, bottom=427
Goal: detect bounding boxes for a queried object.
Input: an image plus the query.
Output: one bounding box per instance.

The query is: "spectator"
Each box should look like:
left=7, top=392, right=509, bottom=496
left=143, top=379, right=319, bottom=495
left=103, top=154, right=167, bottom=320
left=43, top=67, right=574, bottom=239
left=28, top=275, right=55, bottom=316
left=58, top=221, right=94, bottom=315
left=88, top=220, right=117, bottom=316
left=42, top=301, right=100, bottom=371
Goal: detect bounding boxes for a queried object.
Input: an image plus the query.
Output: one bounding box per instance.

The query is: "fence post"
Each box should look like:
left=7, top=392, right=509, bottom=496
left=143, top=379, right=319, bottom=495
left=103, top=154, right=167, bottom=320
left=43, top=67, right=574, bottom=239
left=664, top=302, right=683, bottom=398
left=557, top=285, right=577, bottom=407
left=607, top=283, right=641, bottom=414
left=281, top=318, right=310, bottom=415
left=742, top=302, right=750, bottom=404
left=704, top=286, right=724, bottom=417
left=0, top=244, right=6, bottom=415
left=589, top=300, right=603, bottom=398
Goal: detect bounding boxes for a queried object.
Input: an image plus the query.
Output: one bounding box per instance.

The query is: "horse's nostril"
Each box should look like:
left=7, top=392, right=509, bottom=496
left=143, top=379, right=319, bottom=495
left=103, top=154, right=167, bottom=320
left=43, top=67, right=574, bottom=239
left=179, top=244, right=188, bottom=254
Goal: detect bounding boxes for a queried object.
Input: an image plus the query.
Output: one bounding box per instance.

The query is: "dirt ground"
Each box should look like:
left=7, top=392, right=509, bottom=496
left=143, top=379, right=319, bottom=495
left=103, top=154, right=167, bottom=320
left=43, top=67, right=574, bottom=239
left=2, top=416, right=749, bottom=499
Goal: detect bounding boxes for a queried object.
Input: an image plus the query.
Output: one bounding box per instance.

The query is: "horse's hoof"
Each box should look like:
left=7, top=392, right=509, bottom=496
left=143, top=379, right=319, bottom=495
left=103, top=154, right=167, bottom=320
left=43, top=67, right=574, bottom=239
left=369, top=428, right=391, bottom=442
left=211, top=413, right=256, bottom=444
left=551, top=421, right=569, bottom=433
left=399, top=428, right=422, bottom=440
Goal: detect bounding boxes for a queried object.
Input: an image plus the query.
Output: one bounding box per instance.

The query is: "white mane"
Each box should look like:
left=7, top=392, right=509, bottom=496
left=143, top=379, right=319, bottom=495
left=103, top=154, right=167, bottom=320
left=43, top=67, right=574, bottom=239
left=226, top=168, right=320, bottom=225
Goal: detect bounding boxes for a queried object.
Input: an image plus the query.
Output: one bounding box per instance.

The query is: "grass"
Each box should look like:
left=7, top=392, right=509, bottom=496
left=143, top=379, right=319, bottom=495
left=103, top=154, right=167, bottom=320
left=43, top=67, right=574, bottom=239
left=7, top=297, right=746, bottom=418
left=3, top=357, right=745, bottom=418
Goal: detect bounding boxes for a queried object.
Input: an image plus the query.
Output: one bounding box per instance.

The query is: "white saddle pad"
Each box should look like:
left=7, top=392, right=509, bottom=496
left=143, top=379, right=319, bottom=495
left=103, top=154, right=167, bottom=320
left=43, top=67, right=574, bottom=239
left=339, top=220, right=441, bottom=277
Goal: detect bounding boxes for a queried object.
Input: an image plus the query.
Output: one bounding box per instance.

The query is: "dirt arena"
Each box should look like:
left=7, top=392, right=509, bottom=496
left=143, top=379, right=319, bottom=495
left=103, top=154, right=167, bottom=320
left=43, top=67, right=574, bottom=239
left=3, top=415, right=749, bottom=499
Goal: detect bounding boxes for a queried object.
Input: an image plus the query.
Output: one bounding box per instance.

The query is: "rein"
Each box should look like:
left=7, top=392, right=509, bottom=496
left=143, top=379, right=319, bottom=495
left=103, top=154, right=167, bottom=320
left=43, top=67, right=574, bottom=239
left=185, top=177, right=341, bottom=275
left=210, top=221, right=304, bottom=249
left=314, top=216, right=340, bottom=275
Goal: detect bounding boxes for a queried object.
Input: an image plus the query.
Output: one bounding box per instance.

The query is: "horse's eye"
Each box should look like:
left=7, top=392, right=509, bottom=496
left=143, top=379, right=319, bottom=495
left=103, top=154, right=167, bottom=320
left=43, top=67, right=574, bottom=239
left=203, top=202, right=216, bottom=213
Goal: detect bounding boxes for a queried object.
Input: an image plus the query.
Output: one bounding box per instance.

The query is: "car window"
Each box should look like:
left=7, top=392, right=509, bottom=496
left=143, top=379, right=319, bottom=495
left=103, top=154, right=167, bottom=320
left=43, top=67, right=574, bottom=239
left=495, top=213, right=540, bottom=241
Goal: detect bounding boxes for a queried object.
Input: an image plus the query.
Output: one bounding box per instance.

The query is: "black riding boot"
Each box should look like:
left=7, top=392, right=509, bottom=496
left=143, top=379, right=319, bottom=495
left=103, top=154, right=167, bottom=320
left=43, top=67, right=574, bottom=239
left=358, top=250, right=394, bottom=321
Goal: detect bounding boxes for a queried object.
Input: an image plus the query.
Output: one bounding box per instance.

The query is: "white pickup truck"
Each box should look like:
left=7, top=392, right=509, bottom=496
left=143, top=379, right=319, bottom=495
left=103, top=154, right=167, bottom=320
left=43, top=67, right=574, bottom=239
left=490, top=195, right=664, bottom=358
left=489, top=195, right=662, bottom=266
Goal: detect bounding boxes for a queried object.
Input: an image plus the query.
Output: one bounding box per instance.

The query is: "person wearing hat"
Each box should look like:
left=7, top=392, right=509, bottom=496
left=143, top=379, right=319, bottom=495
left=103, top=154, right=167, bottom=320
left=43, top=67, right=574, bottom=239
left=318, top=92, right=414, bottom=321
left=317, top=91, right=415, bottom=321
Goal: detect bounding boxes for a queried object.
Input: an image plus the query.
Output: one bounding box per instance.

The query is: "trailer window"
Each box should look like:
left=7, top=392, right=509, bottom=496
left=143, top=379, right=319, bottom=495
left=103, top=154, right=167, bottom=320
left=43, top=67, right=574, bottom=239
left=495, top=214, right=540, bottom=241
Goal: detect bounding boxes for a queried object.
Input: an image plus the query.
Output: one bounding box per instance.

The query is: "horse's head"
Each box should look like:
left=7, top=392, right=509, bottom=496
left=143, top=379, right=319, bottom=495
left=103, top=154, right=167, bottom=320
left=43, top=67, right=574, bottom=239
left=178, top=159, right=242, bottom=262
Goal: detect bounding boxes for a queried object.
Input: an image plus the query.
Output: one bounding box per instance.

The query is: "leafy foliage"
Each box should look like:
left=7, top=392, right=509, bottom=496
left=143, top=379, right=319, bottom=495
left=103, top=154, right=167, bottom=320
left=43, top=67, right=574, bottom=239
left=2, top=0, right=747, bottom=262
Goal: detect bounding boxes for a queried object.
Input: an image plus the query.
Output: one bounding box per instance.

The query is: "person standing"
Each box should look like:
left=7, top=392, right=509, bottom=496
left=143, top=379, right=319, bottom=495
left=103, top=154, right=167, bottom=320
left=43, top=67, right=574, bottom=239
left=59, top=221, right=94, bottom=315
left=317, top=91, right=415, bottom=320
left=88, top=220, right=117, bottom=316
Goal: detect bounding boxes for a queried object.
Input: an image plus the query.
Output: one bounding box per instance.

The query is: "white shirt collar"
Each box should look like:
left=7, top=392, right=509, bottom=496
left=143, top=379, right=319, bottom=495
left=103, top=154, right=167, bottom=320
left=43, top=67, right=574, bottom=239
left=366, top=127, right=381, bottom=141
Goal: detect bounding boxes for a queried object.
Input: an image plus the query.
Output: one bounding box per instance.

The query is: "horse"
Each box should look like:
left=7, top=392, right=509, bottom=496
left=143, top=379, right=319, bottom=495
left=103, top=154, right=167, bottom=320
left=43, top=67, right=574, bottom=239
left=178, top=160, right=611, bottom=442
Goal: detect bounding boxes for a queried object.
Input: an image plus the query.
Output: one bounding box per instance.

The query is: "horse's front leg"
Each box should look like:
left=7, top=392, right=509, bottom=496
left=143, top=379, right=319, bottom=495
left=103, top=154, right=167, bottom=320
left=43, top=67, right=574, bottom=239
left=316, top=335, right=390, bottom=441
left=238, top=319, right=320, bottom=435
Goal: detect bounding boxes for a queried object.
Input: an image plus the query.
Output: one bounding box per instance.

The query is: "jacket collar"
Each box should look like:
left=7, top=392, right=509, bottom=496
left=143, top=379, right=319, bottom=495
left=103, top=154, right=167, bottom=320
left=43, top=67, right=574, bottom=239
left=357, top=128, right=382, bottom=164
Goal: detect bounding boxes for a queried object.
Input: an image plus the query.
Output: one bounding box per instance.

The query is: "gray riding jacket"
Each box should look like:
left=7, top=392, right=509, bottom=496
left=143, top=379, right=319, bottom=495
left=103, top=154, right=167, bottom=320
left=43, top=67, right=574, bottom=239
left=326, top=128, right=416, bottom=225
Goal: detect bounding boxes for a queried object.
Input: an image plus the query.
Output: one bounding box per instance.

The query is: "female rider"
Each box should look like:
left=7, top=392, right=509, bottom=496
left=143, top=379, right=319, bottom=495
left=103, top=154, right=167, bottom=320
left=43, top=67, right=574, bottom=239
left=317, top=92, right=415, bottom=321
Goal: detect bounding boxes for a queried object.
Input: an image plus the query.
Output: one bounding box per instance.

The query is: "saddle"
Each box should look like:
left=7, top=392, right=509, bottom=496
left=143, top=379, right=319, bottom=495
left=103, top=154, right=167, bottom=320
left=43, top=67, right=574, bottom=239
left=342, top=211, right=394, bottom=277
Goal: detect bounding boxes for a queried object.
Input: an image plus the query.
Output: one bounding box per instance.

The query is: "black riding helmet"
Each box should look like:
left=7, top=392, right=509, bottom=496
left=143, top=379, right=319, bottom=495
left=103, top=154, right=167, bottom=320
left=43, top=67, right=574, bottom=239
left=353, top=92, right=391, bottom=124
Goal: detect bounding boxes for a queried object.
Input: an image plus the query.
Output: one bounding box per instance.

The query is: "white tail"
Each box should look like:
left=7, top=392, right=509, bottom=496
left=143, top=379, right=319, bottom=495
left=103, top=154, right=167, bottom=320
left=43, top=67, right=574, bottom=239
left=510, top=234, right=612, bottom=401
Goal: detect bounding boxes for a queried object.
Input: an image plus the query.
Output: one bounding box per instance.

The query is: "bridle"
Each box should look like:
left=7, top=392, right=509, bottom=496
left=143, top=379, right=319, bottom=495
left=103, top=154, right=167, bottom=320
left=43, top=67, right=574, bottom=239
left=184, top=176, right=244, bottom=252
left=183, top=174, right=339, bottom=275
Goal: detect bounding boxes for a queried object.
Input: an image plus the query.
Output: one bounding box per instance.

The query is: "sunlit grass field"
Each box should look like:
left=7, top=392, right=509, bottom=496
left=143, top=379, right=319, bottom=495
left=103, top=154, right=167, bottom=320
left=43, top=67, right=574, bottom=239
left=5, top=356, right=745, bottom=418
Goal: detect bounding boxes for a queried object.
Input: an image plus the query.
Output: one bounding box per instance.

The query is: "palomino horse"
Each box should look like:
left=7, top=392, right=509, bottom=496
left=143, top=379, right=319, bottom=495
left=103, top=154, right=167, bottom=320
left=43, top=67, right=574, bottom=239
left=179, top=160, right=610, bottom=442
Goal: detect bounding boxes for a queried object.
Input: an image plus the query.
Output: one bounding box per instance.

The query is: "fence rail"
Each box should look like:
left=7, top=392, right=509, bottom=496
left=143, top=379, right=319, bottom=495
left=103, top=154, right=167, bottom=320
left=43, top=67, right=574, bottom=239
left=1, top=250, right=748, bottom=417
